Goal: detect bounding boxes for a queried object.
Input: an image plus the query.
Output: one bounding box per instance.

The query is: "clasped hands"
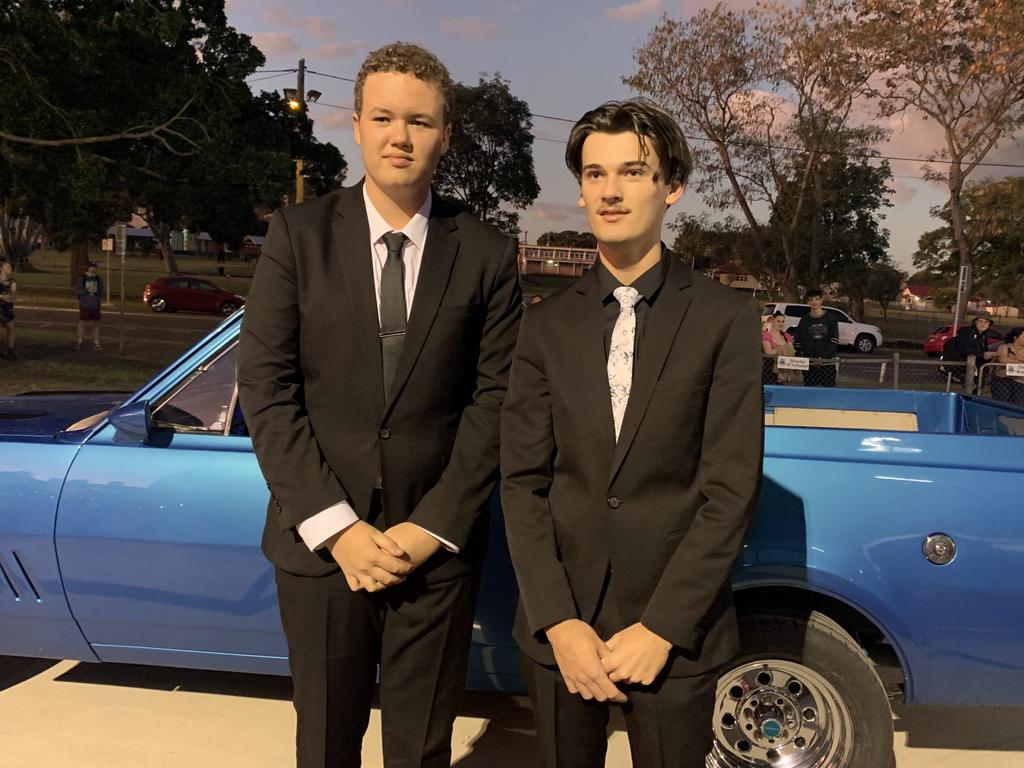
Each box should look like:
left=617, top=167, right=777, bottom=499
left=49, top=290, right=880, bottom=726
left=545, top=619, right=673, bottom=703
left=328, top=521, right=441, bottom=592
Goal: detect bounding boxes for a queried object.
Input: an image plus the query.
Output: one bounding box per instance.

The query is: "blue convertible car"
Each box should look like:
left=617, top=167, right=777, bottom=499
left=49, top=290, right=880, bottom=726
left=2, top=311, right=1024, bottom=768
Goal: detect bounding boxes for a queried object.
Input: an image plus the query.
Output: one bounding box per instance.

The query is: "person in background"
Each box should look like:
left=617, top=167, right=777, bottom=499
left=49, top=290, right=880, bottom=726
left=953, top=315, right=1000, bottom=379
left=74, top=262, right=105, bottom=351
left=990, top=326, right=1024, bottom=406
left=0, top=261, right=17, bottom=360
left=793, top=289, right=838, bottom=387
left=762, top=311, right=795, bottom=385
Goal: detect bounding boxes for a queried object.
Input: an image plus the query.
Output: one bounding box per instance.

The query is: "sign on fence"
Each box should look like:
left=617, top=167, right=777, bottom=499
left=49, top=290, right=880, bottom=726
left=1007, top=364, right=1024, bottom=378
left=777, top=356, right=810, bottom=371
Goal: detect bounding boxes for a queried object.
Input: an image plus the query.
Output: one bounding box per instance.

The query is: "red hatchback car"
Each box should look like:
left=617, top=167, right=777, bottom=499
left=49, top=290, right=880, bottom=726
left=143, top=276, right=244, bottom=315
left=924, top=324, right=1002, bottom=356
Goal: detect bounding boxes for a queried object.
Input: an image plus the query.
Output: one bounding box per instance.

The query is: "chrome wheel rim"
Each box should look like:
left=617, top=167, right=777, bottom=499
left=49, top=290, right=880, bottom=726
left=707, top=660, right=854, bottom=767
left=151, top=297, right=166, bottom=311
left=856, top=338, right=873, bottom=353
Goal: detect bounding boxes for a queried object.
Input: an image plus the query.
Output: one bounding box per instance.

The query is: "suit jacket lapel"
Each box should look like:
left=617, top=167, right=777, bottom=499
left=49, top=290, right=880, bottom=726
left=331, top=183, right=385, bottom=416
left=573, top=269, right=617, bottom=454
left=380, top=205, right=459, bottom=420
left=609, top=255, right=693, bottom=485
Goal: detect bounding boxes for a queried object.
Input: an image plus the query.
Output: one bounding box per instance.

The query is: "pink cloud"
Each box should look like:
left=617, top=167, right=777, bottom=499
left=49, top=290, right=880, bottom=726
left=890, top=180, right=919, bottom=205
left=439, top=16, right=500, bottom=42
left=311, top=40, right=368, bottom=59
left=303, top=17, right=338, bottom=39
left=529, top=202, right=588, bottom=224
left=606, top=0, right=661, bottom=21
left=317, top=111, right=353, bottom=131
left=252, top=32, right=301, bottom=57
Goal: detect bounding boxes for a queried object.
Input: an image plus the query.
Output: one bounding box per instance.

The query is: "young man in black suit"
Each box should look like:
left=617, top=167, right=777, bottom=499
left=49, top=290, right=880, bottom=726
left=238, top=43, right=521, bottom=768
left=501, top=99, right=763, bottom=767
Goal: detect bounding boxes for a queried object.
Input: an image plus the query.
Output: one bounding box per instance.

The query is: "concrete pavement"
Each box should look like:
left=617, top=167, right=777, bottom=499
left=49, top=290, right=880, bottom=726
left=1, top=657, right=1023, bottom=767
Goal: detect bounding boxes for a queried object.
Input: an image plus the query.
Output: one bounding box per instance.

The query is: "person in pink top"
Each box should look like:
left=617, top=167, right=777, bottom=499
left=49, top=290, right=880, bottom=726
left=761, top=311, right=794, bottom=384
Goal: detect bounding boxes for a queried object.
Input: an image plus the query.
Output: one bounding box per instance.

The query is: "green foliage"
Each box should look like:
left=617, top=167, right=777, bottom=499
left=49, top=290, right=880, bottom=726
left=668, top=214, right=750, bottom=271
left=864, top=263, right=904, bottom=316
left=434, top=74, right=540, bottom=237
left=0, top=0, right=343, bottom=269
left=913, top=176, right=1024, bottom=308
left=536, top=230, right=596, bottom=248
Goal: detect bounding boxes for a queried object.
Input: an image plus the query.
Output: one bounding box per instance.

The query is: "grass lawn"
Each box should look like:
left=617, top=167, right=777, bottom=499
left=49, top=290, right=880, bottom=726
left=0, top=326, right=196, bottom=397
left=10, top=249, right=254, bottom=311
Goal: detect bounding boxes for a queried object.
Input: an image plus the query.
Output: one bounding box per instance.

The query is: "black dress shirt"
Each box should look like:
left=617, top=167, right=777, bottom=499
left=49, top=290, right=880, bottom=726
left=594, top=250, right=671, bottom=363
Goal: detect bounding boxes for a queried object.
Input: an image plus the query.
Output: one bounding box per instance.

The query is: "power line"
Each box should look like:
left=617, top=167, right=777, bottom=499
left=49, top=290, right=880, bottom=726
left=251, top=68, right=300, bottom=73
left=294, top=64, right=1024, bottom=171
left=246, top=72, right=294, bottom=84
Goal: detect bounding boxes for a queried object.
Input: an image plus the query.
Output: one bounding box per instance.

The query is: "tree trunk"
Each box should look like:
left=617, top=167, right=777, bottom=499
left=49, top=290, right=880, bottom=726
left=70, top=236, right=91, bottom=287
left=779, top=236, right=799, bottom=301
left=947, top=165, right=972, bottom=326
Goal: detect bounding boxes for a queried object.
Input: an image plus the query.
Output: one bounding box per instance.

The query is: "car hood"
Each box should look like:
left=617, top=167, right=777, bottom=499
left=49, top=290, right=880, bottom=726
left=0, top=392, right=126, bottom=440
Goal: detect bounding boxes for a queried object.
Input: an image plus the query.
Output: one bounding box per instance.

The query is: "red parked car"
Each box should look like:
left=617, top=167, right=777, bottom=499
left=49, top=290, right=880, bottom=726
left=924, top=324, right=1002, bottom=356
left=143, top=276, right=244, bottom=316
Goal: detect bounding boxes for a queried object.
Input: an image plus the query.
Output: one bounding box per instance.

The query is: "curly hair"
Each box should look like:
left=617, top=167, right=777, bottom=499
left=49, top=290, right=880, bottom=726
left=354, top=42, right=454, bottom=123
left=564, top=98, right=691, bottom=187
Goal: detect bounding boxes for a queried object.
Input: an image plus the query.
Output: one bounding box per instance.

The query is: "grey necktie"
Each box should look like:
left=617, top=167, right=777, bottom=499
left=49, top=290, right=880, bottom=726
left=380, top=231, right=408, bottom=399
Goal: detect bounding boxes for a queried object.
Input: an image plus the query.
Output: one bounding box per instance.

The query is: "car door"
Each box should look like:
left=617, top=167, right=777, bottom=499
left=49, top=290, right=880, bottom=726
left=196, top=280, right=221, bottom=313
left=166, top=277, right=191, bottom=310
left=784, top=304, right=809, bottom=333
left=827, top=308, right=854, bottom=346
left=54, top=340, right=288, bottom=675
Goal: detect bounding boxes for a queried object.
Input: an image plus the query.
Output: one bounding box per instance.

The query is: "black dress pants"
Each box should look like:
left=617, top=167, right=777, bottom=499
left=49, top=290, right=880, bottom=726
left=275, top=561, right=478, bottom=768
left=523, top=656, right=716, bottom=768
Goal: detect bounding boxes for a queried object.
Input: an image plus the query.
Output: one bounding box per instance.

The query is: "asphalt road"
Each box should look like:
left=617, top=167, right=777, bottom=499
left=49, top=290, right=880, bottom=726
left=1, top=657, right=1022, bottom=768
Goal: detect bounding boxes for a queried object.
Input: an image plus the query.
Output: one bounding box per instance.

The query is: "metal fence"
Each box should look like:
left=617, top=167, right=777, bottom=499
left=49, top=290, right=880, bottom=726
left=762, top=354, right=983, bottom=394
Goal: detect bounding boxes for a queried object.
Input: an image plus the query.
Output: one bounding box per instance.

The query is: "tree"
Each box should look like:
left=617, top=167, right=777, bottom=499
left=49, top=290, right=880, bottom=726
left=0, top=1, right=329, bottom=277
left=537, top=230, right=596, bottom=248
left=0, top=204, right=43, bottom=272
left=856, top=0, right=1024, bottom=324
left=913, top=176, right=1024, bottom=310
left=668, top=214, right=751, bottom=272
left=626, top=0, right=882, bottom=299
left=865, top=263, right=904, bottom=320
left=434, top=74, right=540, bottom=237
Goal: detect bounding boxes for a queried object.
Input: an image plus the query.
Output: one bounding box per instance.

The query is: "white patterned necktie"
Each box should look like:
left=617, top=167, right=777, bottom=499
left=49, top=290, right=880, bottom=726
left=608, top=286, right=641, bottom=441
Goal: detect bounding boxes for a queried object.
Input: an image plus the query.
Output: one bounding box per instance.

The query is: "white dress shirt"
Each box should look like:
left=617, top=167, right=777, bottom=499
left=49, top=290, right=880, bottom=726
left=295, top=186, right=458, bottom=553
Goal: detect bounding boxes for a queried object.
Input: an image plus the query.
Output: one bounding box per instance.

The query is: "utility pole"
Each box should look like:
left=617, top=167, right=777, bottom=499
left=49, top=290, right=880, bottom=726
left=294, top=58, right=306, bottom=205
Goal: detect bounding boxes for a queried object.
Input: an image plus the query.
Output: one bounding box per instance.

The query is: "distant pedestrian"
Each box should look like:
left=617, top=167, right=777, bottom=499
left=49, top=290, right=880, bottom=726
left=762, top=311, right=795, bottom=384
left=793, top=288, right=838, bottom=387
left=0, top=260, right=16, bottom=359
left=75, top=262, right=105, bottom=351
left=990, top=327, right=1024, bottom=406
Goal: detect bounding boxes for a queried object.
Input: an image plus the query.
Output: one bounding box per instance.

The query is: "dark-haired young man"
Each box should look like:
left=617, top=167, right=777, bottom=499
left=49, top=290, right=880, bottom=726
left=793, top=288, right=839, bottom=387
left=501, top=99, right=763, bottom=767
left=238, top=42, right=521, bottom=768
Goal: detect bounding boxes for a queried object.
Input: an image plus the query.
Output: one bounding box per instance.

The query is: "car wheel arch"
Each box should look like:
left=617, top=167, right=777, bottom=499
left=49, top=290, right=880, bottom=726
left=732, top=584, right=907, bottom=701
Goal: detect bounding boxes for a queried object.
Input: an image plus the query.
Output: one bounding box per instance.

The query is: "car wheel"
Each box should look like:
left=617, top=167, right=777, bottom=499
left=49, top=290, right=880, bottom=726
left=219, top=301, right=239, bottom=316
left=150, top=296, right=168, bottom=312
left=708, top=611, right=894, bottom=768
left=854, top=334, right=876, bottom=354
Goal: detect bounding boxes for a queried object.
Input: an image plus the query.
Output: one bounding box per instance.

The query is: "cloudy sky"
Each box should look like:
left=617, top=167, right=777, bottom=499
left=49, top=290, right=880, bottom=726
left=225, top=0, right=1024, bottom=272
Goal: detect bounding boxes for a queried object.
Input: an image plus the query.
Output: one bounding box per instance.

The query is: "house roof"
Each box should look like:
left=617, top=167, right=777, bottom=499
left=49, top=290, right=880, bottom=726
left=904, top=283, right=930, bottom=297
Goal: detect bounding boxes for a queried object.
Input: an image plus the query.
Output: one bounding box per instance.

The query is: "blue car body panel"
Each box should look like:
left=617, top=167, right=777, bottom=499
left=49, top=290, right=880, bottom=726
left=2, top=313, right=1023, bottom=704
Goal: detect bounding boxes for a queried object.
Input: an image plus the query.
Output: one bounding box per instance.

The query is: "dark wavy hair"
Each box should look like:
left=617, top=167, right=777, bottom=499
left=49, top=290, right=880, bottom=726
left=564, top=98, right=691, bottom=187
left=1004, top=326, right=1023, bottom=344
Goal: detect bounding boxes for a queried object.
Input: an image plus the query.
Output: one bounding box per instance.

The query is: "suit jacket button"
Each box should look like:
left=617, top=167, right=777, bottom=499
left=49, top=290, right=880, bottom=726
left=607, top=496, right=620, bottom=509
left=379, top=428, right=391, bottom=440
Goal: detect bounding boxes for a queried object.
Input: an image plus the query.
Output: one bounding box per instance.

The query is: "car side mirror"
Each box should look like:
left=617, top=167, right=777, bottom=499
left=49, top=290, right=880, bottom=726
left=108, top=400, right=153, bottom=444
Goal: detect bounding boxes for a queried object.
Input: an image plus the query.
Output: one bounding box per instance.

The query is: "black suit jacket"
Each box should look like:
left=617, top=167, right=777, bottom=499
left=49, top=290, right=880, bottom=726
left=238, top=182, right=521, bottom=578
left=500, top=252, right=763, bottom=677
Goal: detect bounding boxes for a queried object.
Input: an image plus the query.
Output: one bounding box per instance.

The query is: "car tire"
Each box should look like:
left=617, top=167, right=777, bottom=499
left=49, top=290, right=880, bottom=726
left=219, top=301, right=239, bottom=316
left=150, top=296, right=168, bottom=313
left=708, top=610, right=895, bottom=768
left=854, top=334, right=876, bottom=353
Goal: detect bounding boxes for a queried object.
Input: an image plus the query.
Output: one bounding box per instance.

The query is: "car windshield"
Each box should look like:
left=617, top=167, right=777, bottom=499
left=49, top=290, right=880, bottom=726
left=762, top=304, right=776, bottom=316
left=933, top=326, right=950, bottom=334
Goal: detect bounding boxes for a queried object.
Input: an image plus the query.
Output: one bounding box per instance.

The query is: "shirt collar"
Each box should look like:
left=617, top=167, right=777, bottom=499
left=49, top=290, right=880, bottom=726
left=362, top=184, right=432, bottom=252
left=594, top=246, right=670, bottom=305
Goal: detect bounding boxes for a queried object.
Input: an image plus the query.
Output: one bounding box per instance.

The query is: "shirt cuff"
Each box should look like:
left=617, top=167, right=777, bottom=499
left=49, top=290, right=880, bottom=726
left=296, top=501, right=359, bottom=551
left=410, top=524, right=460, bottom=553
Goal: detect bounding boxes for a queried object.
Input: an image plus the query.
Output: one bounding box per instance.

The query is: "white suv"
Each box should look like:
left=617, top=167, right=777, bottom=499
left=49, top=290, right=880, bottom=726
left=762, top=303, right=883, bottom=353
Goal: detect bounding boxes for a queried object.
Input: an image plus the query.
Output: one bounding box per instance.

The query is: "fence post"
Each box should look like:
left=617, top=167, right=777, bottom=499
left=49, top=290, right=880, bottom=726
left=965, top=357, right=976, bottom=394
left=892, top=352, right=900, bottom=390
